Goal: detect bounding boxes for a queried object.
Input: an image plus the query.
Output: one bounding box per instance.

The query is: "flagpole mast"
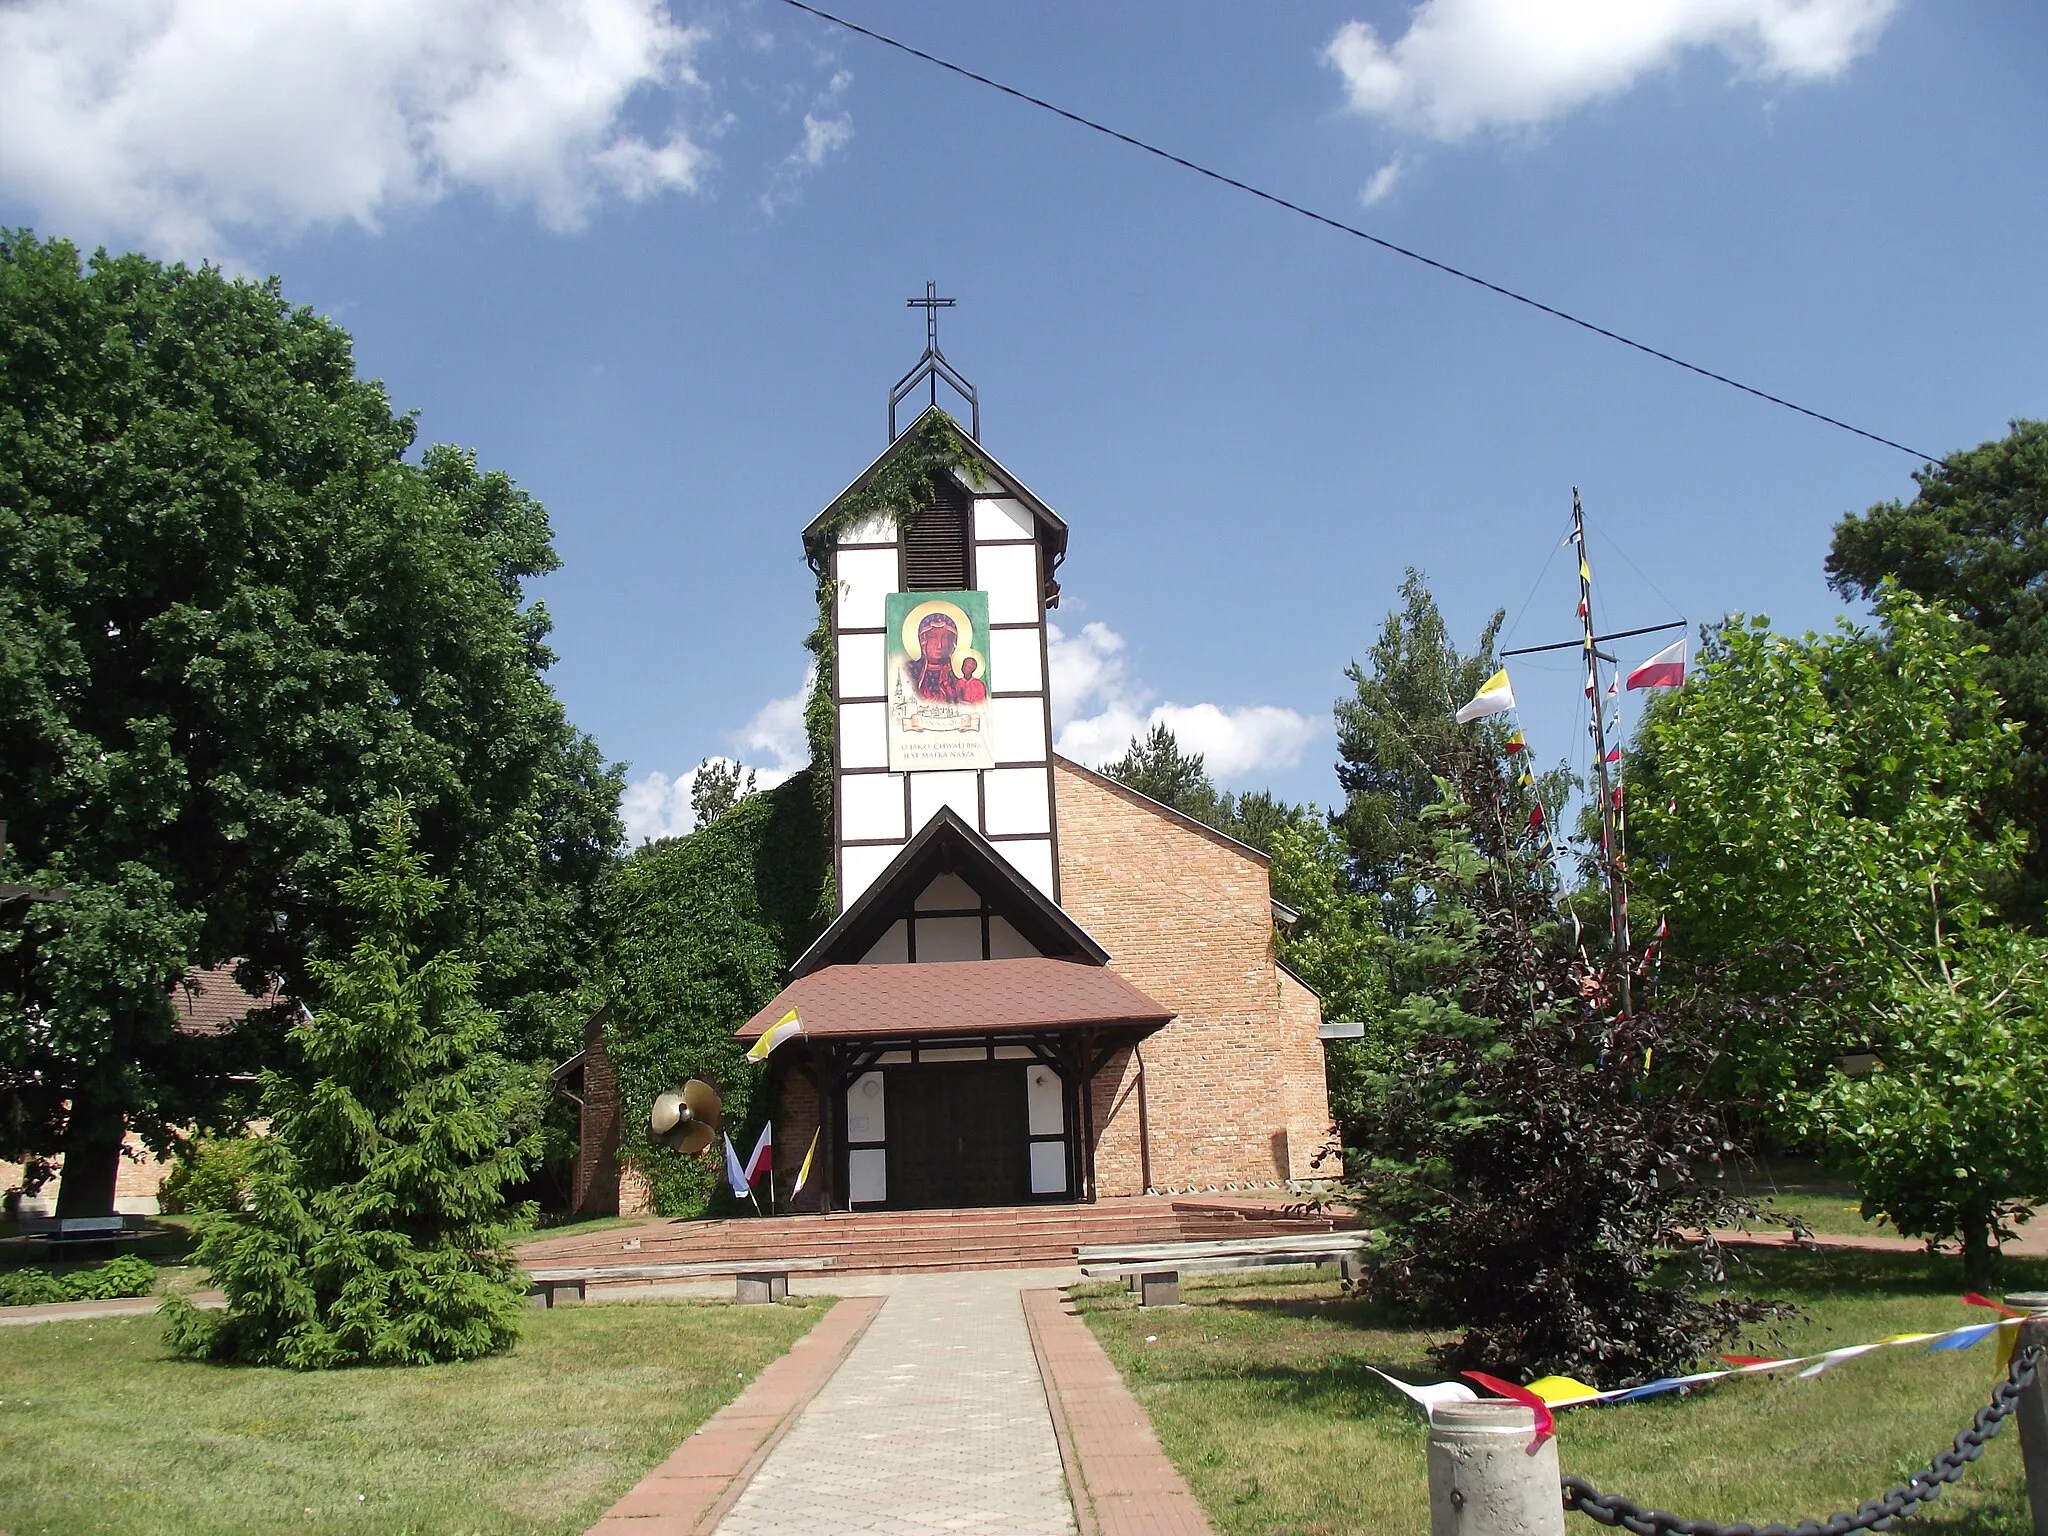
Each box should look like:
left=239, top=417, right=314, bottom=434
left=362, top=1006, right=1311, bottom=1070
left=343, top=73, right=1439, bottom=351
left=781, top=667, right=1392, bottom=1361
left=1575, top=488, right=1633, bottom=1017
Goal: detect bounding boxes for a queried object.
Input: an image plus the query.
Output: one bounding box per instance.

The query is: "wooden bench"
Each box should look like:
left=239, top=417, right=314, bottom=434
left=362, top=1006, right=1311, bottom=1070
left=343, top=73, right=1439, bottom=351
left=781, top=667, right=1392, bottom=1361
left=1076, top=1232, right=1371, bottom=1307
left=524, top=1256, right=836, bottom=1307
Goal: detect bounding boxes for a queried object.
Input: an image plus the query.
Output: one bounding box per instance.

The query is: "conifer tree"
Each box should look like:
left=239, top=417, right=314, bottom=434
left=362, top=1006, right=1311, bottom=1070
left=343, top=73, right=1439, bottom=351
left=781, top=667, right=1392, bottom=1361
left=164, top=806, right=536, bottom=1368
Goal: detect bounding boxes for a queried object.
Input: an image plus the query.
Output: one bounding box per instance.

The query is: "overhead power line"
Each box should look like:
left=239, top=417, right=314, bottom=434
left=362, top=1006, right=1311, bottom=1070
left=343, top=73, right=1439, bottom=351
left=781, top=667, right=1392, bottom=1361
left=781, top=0, right=1948, bottom=469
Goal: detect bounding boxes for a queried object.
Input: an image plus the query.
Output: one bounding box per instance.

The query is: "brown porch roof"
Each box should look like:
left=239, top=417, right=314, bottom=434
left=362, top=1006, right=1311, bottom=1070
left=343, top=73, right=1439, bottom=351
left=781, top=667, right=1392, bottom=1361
left=735, top=958, right=1173, bottom=1043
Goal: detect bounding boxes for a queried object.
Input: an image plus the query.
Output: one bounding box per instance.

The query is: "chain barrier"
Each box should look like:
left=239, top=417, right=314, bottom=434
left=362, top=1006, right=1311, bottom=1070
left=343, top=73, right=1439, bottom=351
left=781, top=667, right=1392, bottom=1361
left=1560, top=1340, right=2041, bottom=1536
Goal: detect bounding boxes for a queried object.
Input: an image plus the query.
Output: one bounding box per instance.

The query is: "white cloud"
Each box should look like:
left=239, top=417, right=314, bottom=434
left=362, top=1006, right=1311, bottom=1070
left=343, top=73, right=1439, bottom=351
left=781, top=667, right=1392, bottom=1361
left=619, top=669, right=811, bottom=844
left=735, top=669, right=814, bottom=776
left=1360, top=157, right=1406, bottom=207
left=1047, top=620, right=1320, bottom=784
left=0, top=0, right=711, bottom=256
left=760, top=69, right=853, bottom=213
left=1324, top=0, right=1898, bottom=141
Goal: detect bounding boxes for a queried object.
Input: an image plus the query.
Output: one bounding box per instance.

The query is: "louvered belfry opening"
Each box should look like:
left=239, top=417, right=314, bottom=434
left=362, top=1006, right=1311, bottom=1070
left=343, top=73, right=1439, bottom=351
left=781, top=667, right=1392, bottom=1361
left=902, top=482, right=972, bottom=590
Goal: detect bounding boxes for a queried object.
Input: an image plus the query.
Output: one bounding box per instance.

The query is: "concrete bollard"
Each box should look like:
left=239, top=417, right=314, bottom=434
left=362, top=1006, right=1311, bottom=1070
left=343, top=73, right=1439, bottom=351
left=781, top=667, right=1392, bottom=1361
left=735, top=1271, right=789, bottom=1305
left=1138, top=1270, right=1181, bottom=1308
left=2005, top=1291, right=2048, bottom=1536
left=1427, top=1400, right=1565, bottom=1536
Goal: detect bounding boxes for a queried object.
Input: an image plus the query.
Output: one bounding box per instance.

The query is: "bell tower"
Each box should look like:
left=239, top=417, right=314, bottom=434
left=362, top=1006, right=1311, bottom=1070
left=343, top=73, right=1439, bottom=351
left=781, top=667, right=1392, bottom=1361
left=804, top=291, right=1067, bottom=911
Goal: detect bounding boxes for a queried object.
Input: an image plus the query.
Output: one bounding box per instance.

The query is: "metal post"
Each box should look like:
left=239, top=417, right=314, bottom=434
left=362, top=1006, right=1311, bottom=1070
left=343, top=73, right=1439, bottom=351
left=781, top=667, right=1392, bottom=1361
left=1427, top=1401, right=1565, bottom=1536
left=2007, top=1291, right=2048, bottom=1535
left=1573, top=490, right=1631, bottom=1018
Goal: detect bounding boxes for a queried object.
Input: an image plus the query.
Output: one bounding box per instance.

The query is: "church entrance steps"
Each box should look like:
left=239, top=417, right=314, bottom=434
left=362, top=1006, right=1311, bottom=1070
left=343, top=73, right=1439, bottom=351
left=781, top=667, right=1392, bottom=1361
left=520, top=1196, right=1350, bottom=1279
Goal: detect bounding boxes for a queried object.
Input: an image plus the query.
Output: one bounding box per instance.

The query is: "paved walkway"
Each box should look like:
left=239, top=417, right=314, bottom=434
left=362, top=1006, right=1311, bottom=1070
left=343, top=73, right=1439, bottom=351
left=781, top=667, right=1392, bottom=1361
left=716, top=1270, right=1077, bottom=1536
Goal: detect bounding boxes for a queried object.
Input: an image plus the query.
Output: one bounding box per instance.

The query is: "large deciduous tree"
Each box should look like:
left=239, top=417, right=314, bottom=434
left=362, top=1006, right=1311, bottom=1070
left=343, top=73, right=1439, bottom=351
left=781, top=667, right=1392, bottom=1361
left=1828, top=421, right=2048, bottom=921
left=1623, top=589, right=2020, bottom=1104
left=0, top=233, right=620, bottom=1215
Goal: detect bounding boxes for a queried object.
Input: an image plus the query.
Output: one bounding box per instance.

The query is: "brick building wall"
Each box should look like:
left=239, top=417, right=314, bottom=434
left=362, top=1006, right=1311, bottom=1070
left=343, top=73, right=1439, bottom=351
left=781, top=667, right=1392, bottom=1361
left=571, top=1009, right=622, bottom=1217
left=1053, top=758, right=1330, bottom=1194
left=770, top=1067, right=826, bottom=1214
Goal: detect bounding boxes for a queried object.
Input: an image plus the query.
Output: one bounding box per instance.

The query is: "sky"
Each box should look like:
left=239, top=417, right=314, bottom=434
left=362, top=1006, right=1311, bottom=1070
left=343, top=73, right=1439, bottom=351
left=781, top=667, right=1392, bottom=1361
left=3, top=0, right=2043, bottom=843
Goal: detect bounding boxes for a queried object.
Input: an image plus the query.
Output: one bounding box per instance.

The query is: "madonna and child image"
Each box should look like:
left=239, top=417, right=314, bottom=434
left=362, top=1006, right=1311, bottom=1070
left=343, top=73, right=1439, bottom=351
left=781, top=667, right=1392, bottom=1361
left=886, top=591, right=995, bottom=772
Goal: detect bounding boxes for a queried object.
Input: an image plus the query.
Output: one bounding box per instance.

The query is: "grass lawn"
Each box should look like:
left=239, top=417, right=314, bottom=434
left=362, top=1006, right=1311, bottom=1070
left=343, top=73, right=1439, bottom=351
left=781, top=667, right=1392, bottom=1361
left=1079, top=1250, right=2048, bottom=1536
left=0, top=1296, right=827, bottom=1536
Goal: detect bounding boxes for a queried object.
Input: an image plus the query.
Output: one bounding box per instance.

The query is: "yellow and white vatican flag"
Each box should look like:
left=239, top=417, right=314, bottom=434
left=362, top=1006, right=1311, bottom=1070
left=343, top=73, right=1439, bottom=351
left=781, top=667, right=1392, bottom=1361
left=791, top=1128, right=821, bottom=1196
left=746, top=1007, right=804, bottom=1062
left=1454, top=668, right=1516, bottom=724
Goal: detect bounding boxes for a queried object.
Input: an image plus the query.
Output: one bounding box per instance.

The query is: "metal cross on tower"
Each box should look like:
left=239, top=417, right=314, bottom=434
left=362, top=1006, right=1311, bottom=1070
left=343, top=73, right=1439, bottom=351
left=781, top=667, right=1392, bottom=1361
left=888, top=279, right=979, bottom=442
left=909, top=280, right=953, bottom=357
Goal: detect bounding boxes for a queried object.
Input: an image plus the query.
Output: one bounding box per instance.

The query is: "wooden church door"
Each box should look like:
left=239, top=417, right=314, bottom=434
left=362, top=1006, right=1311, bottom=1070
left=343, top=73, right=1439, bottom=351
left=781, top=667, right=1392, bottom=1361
left=886, top=1063, right=1028, bottom=1208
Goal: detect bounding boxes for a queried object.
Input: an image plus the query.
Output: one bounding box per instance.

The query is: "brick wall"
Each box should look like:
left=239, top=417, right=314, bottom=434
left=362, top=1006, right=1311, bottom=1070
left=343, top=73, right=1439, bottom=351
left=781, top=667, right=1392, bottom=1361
left=571, top=1009, right=622, bottom=1217
left=1055, top=759, right=1329, bottom=1193
left=772, top=1065, right=826, bottom=1214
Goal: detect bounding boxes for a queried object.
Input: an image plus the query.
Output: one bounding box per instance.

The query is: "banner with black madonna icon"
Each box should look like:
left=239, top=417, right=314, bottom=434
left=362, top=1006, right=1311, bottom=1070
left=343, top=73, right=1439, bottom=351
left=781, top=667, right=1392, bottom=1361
left=886, top=590, right=994, bottom=772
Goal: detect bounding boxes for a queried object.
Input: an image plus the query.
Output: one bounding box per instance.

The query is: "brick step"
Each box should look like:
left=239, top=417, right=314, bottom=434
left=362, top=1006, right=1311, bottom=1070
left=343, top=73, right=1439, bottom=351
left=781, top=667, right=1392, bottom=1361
left=518, top=1198, right=1346, bottom=1277
left=527, top=1216, right=1316, bottom=1264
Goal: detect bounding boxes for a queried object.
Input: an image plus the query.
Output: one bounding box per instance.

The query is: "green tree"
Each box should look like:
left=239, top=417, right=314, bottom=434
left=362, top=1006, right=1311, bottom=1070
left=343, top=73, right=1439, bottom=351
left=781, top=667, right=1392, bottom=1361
left=1268, top=816, right=1387, bottom=1128
left=1808, top=928, right=2048, bottom=1289
left=0, top=233, right=620, bottom=1214
left=1102, top=724, right=1221, bottom=825
left=1624, top=589, right=2021, bottom=1102
left=1350, top=768, right=1765, bottom=1381
left=1335, top=570, right=1512, bottom=911
left=691, top=758, right=758, bottom=831
left=163, top=807, right=535, bottom=1368
left=1100, top=724, right=1307, bottom=853
left=1828, top=421, right=2048, bottom=920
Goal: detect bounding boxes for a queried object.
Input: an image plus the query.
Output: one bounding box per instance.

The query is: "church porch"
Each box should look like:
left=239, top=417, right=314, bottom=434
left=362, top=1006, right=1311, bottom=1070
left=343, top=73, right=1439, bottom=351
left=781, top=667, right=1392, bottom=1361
left=737, top=956, right=1172, bottom=1213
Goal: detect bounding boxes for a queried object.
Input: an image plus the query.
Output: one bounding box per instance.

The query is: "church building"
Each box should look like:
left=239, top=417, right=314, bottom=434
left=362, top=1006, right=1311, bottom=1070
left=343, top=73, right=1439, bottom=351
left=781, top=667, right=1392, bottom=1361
left=714, top=326, right=1332, bottom=1214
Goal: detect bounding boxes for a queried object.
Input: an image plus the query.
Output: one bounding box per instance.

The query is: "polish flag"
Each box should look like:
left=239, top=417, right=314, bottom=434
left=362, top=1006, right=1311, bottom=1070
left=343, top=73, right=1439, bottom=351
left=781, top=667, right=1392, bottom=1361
left=745, top=1123, right=773, bottom=1186
left=1627, top=639, right=1687, bottom=690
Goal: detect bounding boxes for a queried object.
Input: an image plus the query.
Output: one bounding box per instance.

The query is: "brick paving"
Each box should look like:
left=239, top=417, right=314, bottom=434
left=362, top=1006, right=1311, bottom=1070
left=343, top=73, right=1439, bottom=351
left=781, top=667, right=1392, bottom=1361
left=587, top=1295, right=884, bottom=1536
left=1023, top=1289, right=1216, bottom=1536
left=716, top=1270, right=1079, bottom=1536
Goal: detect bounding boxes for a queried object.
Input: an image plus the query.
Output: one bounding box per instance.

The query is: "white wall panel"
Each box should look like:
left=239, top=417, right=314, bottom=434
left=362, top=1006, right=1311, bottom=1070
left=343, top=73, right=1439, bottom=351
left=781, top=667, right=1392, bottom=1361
left=988, top=916, right=1040, bottom=960
left=1029, top=1140, right=1068, bottom=1195
left=841, top=772, right=906, bottom=842
left=983, top=767, right=1052, bottom=835
left=840, top=842, right=900, bottom=905
left=848, top=1148, right=887, bottom=1204
left=836, top=513, right=898, bottom=546
left=974, top=499, right=1034, bottom=540
left=860, top=919, right=909, bottom=964
left=990, top=697, right=1048, bottom=764
left=977, top=542, right=1040, bottom=624
left=909, top=770, right=980, bottom=831
left=836, top=547, right=899, bottom=630
left=989, top=626, right=1043, bottom=692
left=837, top=631, right=886, bottom=698
left=915, top=873, right=981, bottom=910
left=1027, top=1065, right=1064, bottom=1136
left=839, top=702, right=888, bottom=769
left=997, top=838, right=1057, bottom=897
left=847, top=1071, right=886, bottom=1142
left=914, top=915, right=981, bottom=962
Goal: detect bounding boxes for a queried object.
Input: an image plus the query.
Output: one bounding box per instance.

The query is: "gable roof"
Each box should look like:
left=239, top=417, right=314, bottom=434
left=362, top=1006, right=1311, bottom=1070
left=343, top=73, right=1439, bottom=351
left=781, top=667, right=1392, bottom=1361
left=793, top=807, right=1108, bottom=977
left=802, top=405, right=1069, bottom=569
left=1053, top=755, right=1272, bottom=868
left=736, top=957, right=1172, bottom=1043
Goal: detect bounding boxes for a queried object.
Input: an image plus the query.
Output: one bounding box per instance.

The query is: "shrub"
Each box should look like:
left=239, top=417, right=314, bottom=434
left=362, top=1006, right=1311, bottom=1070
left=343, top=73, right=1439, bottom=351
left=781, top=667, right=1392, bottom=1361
left=165, top=806, right=537, bottom=1369
left=0, top=1254, right=157, bottom=1306
left=157, top=1135, right=257, bottom=1214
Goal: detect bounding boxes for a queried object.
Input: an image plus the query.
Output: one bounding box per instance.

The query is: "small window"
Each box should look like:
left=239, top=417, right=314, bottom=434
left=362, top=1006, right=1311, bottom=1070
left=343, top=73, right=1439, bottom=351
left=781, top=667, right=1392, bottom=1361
left=901, top=484, right=972, bottom=590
